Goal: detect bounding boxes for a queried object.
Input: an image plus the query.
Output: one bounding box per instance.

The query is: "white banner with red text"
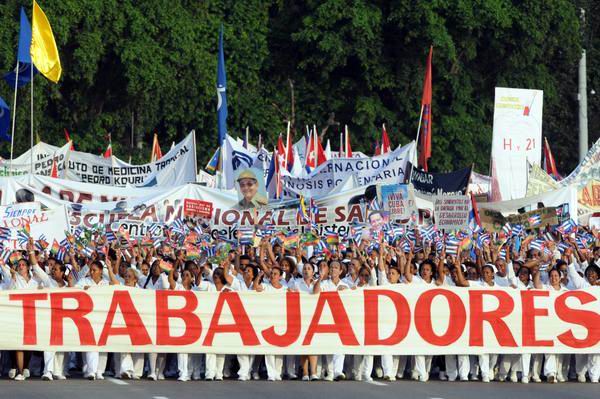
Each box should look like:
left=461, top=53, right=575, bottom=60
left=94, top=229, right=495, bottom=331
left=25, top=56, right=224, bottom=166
left=0, top=286, right=598, bottom=354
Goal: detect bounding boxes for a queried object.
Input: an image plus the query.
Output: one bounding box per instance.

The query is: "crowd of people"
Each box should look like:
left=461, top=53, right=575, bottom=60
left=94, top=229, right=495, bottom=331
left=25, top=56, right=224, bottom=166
left=0, top=218, right=598, bottom=384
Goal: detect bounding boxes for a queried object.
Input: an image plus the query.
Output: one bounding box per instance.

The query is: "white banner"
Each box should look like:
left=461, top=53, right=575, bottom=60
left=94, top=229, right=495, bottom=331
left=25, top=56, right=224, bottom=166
left=491, top=87, right=543, bottom=200
left=0, top=203, right=70, bottom=249
left=0, top=286, right=598, bottom=354
left=13, top=132, right=197, bottom=187
left=433, top=194, right=470, bottom=231
left=281, top=143, right=415, bottom=198
left=1, top=143, right=71, bottom=178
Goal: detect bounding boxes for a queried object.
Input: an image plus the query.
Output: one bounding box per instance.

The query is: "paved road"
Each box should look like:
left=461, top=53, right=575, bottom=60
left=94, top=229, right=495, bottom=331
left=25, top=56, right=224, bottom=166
left=0, top=378, right=597, bottom=399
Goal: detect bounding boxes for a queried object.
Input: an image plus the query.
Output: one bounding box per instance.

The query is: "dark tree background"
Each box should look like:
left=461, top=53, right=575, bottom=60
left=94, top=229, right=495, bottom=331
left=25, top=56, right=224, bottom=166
left=0, top=0, right=595, bottom=175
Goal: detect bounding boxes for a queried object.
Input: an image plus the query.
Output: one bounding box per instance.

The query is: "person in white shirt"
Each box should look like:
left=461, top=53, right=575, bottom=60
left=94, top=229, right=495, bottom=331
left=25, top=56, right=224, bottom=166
left=255, top=266, right=287, bottom=381
left=75, top=259, right=112, bottom=380
left=1, top=253, right=40, bottom=381
left=30, top=247, right=73, bottom=381
left=142, top=259, right=170, bottom=381
left=290, top=262, right=319, bottom=381
left=350, top=264, right=377, bottom=382
left=314, top=260, right=349, bottom=381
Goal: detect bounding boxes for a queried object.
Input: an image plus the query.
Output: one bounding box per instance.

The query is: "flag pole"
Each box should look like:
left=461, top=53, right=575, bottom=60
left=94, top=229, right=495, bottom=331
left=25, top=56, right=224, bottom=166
left=30, top=59, right=34, bottom=174
left=408, top=104, right=425, bottom=184
left=8, top=64, right=20, bottom=175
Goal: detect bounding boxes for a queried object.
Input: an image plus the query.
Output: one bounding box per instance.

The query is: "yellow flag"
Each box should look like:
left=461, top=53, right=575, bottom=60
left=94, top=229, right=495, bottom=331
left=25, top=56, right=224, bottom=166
left=30, top=0, right=61, bottom=83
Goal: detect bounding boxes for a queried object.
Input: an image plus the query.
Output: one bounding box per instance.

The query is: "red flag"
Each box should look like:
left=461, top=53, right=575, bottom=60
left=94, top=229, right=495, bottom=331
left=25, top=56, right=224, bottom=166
left=381, top=124, right=391, bottom=154
left=64, top=129, right=75, bottom=150
left=151, top=132, right=163, bottom=162
left=345, top=125, right=353, bottom=158
left=470, top=193, right=481, bottom=227
left=103, top=133, right=112, bottom=158
left=285, top=124, right=294, bottom=171
left=419, top=46, right=433, bottom=171
left=50, top=157, right=58, bottom=178
left=543, top=137, right=560, bottom=180
left=374, top=140, right=381, bottom=156
left=305, top=127, right=327, bottom=169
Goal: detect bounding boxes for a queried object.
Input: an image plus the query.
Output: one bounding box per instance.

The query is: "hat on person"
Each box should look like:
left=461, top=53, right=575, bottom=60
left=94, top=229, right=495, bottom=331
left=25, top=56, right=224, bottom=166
left=237, top=169, right=257, bottom=182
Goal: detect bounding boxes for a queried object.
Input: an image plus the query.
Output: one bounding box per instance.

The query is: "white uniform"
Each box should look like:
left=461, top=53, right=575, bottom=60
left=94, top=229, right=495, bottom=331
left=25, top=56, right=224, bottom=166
left=233, top=277, right=255, bottom=381
left=142, top=274, right=169, bottom=380
left=32, top=264, right=69, bottom=380
left=318, top=278, right=349, bottom=380
left=75, top=276, right=110, bottom=379
left=470, top=280, right=499, bottom=381
left=407, top=275, right=435, bottom=382
left=261, top=282, right=288, bottom=381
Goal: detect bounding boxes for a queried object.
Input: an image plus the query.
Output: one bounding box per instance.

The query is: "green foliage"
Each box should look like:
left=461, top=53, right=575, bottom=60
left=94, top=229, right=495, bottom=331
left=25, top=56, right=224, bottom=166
left=0, top=0, right=585, bottom=174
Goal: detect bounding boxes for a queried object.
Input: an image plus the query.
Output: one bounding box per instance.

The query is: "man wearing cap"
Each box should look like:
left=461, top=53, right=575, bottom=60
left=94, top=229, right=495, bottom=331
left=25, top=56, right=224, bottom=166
left=235, top=169, right=268, bottom=210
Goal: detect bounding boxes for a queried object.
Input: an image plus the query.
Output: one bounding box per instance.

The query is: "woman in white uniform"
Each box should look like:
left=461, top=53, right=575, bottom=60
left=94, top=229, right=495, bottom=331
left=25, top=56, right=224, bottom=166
left=1, top=253, right=40, bottom=381
left=378, top=246, right=407, bottom=381
left=30, top=247, right=73, bottom=381
left=403, top=252, right=436, bottom=382
left=314, top=260, right=349, bottom=381
left=291, top=262, right=319, bottom=381
left=75, top=259, right=112, bottom=380
left=350, top=264, right=377, bottom=381
left=142, top=259, right=170, bottom=380
left=255, top=266, right=287, bottom=381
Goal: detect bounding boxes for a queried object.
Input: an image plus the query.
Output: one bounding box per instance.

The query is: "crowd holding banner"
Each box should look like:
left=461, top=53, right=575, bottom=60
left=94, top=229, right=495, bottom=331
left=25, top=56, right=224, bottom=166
left=0, top=127, right=597, bottom=385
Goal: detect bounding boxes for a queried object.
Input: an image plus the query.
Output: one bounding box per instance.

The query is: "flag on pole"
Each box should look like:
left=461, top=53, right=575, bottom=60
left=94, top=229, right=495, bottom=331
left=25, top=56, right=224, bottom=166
left=543, top=137, right=560, bottom=180
left=30, top=0, right=62, bottom=83
left=3, top=8, right=38, bottom=87
left=381, top=124, right=391, bottom=154
left=0, top=97, right=11, bottom=142
left=64, top=128, right=74, bottom=150
left=205, top=147, right=220, bottom=174
left=50, top=156, right=58, bottom=178
left=216, top=25, right=227, bottom=147
left=285, top=125, right=294, bottom=171
left=419, top=46, right=433, bottom=171
left=305, top=127, right=326, bottom=169
left=103, top=133, right=112, bottom=158
left=344, top=125, right=353, bottom=157
left=374, top=139, right=381, bottom=156
left=151, top=132, right=163, bottom=162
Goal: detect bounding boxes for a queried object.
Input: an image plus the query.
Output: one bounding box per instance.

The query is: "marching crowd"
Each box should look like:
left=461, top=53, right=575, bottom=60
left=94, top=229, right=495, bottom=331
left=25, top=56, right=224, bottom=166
left=0, top=220, right=598, bottom=384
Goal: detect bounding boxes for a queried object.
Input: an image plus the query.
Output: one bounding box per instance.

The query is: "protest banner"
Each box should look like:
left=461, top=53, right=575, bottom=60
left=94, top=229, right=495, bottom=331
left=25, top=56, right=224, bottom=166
left=281, top=142, right=414, bottom=198
left=491, top=87, right=543, bottom=200
left=0, top=142, right=71, bottom=177
left=577, top=179, right=600, bottom=215
left=410, top=166, right=471, bottom=195
left=377, top=183, right=416, bottom=220
left=505, top=207, right=558, bottom=230
left=1, top=285, right=598, bottom=355
left=433, top=194, right=470, bottom=231
left=11, top=132, right=197, bottom=187
left=526, top=163, right=559, bottom=197
left=0, top=203, right=70, bottom=249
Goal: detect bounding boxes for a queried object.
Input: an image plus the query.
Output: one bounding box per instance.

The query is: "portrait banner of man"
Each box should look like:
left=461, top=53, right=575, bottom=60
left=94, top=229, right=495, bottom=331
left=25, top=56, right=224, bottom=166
left=234, top=167, right=268, bottom=210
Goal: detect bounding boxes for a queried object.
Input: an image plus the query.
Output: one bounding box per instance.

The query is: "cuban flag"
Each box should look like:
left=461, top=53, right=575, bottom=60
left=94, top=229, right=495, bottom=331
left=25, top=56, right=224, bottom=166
left=557, top=219, right=577, bottom=235
left=237, top=226, right=255, bottom=245
left=528, top=214, right=542, bottom=227
left=511, top=224, right=524, bottom=237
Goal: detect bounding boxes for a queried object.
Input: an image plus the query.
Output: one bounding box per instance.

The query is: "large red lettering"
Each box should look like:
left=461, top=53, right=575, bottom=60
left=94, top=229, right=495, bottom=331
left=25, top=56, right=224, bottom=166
left=521, top=290, right=553, bottom=347
left=50, top=291, right=96, bottom=345
left=469, top=290, right=517, bottom=347
left=262, top=291, right=301, bottom=347
left=10, top=293, right=47, bottom=345
left=364, top=290, right=411, bottom=345
left=415, top=289, right=466, bottom=346
left=97, top=291, right=151, bottom=346
left=302, top=292, right=359, bottom=346
left=555, top=291, right=600, bottom=348
left=156, top=290, right=202, bottom=345
left=203, top=292, right=259, bottom=346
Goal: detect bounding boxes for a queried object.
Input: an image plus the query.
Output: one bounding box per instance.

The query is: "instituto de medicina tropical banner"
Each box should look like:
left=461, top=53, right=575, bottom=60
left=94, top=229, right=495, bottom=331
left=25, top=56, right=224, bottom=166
left=0, top=286, right=598, bottom=355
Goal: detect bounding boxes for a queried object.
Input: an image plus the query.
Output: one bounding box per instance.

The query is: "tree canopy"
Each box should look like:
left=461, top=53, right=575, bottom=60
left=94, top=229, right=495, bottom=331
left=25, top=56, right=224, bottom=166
left=0, top=0, right=593, bottom=175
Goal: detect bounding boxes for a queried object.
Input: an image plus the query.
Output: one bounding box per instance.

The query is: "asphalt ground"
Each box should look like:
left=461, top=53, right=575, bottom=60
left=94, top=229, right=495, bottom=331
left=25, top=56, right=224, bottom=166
left=0, top=376, right=597, bottom=399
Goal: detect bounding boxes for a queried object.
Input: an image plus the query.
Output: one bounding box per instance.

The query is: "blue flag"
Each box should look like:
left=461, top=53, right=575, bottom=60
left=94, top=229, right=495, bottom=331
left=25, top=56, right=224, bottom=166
left=216, top=25, right=228, bottom=146
left=3, top=8, right=37, bottom=87
left=0, top=97, right=11, bottom=142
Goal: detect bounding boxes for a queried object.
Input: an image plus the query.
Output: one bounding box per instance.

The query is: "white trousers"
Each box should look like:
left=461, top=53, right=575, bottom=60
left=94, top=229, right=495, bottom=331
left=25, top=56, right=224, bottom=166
left=352, top=355, right=373, bottom=380
left=588, top=354, right=600, bottom=382
left=147, top=353, right=166, bottom=377
left=119, top=353, right=144, bottom=378
left=43, top=352, right=67, bottom=377
left=284, top=355, right=297, bottom=377
left=205, top=354, right=225, bottom=379
left=414, top=355, right=432, bottom=379
left=445, top=355, right=470, bottom=381
left=83, top=352, right=107, bottom=377
left=498, top=354, right=520, bottom=378
left=544, top=354, right=568, bottom=378
left=237, top=355, right=254, bottom=379
left=478, top=354, right=499, bottom=379
left=265, top=355, right=283, bottom=380
left=381, top=355, right=408, bottom=378
left=176, top=354, right=202, bottom=379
